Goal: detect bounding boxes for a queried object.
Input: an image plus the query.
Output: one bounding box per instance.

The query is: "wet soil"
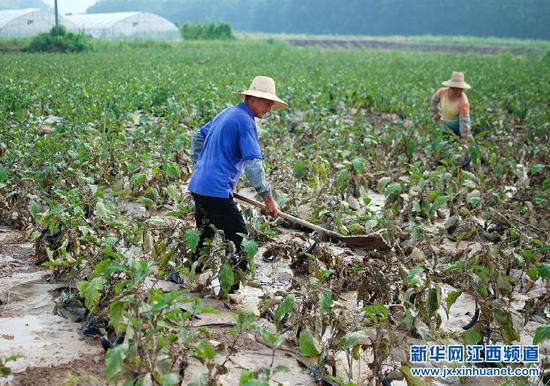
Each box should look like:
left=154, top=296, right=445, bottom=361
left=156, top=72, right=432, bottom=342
left=0, top=226, right=104, bottom=385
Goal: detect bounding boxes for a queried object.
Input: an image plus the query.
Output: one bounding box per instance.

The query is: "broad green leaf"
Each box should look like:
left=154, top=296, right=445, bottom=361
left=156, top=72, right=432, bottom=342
left=219, top=264, right=234, bottom=294
left=28, top=201, right=41, bottom=218
left=538, top=265, right=550, bottom=280
left=429, top=194, right=449, bottom=215
left=533, top=324, right=550, bottom=344
left=445, top=290, right=463, bottom=317
left=184, top=229, right=201, bottom=253
left=384, top=182, right=401, bottom=198
left=406, top=266, right=425, bottom=287
left=426, top=287, right=440, bottom=317
left=163, top=162, right=180, bottom=179
left=77, top=276, right=106, bottom=312
left=377, top=176, right=391, bottom=191
left=463, top=330, right=482, bottom=346
left=336, top=169, right=350, bottom=187
left=274, top=294, right=295, bottom=324
left=494, top=309, right=519, bottom=343
left=292, top=160, right=306, bottom=179
left=241, top=237, right=258, bottom=260
left=96, top=200, right=111, bottom=220
left=351, top=157, right=365, bottom=173
left=105, top=342, right=129, bottom=379
left=298, top=328, right=321, bottom=357
left=109, top=301, right=126, bottom=333
left=320, top=290, right=333, bottom=316
left=193, top=340, right=216, bottom=362
left=0, top=168, right=8, bottom=182
left=165, top=184, right=181, bottom=202
left=466, top=190, right=481, bottom=208
left=136, top=197, right=155, bottom=208
left=363, top=304, right=389, bottom=324
left=342, top=330, right=370, bottom=349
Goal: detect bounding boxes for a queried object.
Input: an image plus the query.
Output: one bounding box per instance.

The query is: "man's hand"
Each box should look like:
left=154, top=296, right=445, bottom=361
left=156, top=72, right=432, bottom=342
left=433, top=113, right=442, bottom=122
left=263, top=195, right=280, bottom=217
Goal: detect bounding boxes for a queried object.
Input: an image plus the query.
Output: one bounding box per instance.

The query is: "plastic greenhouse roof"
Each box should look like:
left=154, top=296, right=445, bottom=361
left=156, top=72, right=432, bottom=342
left=67, top=12, right=151, bottom=29
left=0, top=8, right=40, bottom=28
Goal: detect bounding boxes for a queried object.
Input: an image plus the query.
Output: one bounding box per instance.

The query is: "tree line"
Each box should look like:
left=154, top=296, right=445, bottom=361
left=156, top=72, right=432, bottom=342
left=88, top=0, right=550, bottom=40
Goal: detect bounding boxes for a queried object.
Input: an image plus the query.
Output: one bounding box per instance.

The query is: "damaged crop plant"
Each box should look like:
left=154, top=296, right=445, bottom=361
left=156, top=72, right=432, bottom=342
left=0, top=40, right=549, bottom=385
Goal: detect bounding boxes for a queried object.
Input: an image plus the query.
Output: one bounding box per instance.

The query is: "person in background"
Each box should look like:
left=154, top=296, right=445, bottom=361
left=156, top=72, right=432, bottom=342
left=431, top=71, right=472, bottom=145
left=186, top=76, right=287, bottom=292
left=431, top=71, right=473, bottom=167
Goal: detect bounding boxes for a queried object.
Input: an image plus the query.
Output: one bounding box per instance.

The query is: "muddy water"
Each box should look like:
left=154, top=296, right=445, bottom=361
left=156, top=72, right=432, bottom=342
left=0, top=227, right=102, bottom=384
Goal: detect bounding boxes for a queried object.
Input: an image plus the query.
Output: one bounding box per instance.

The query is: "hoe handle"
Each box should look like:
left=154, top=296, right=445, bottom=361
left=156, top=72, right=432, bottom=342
left=233, top=192, right=343, bottom=240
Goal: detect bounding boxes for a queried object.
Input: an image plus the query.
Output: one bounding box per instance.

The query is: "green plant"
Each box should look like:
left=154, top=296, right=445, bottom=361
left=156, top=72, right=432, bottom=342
left=181, top=21, right=235, bottom=40
left=24, top=25, right=91, bottom=53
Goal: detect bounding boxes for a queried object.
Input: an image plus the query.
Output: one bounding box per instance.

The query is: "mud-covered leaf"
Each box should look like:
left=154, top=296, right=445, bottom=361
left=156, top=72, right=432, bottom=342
left=466, top=190, right=481, bottom=208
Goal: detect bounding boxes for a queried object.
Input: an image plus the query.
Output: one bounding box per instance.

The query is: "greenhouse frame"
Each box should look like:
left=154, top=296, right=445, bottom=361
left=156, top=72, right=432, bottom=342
left=66, top=12, right=182, bottom=41
left=0, top=8, right=74, bottom=39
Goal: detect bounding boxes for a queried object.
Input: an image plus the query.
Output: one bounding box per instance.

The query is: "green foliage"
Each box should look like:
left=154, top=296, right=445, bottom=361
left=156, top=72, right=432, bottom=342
left=533, top=324, right=550, bottom=344
left=274, top=293, right=295, bottom=325
left=24, top=26, right=91, bottom=53
left=298, top=328, right=321, bottom=357
left=181, top=22, right=235, bottom=40
left=0, top=355, right=22, bottom=377
left=1, top=39, right=548, bottom=384
left=77, top=277, right=106, bottom=312
left=185, top=228, right=201, bottom=253
left=219, top=263, right=234, bottom=294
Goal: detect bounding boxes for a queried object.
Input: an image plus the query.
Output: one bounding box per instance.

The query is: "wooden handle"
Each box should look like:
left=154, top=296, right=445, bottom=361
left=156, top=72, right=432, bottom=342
left=233, top=192, right=343, bottom=240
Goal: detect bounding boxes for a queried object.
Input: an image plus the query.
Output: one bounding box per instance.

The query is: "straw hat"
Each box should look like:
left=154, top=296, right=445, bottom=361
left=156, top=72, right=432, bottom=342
left=442, top=72, right=471, bottom=90
left=234, top=76, right=288, bottom=109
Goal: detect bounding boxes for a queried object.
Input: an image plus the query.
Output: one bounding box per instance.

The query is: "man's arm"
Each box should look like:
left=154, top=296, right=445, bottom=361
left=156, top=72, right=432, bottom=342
left=459, top=114, right=470, bottom=142
left=459, top=98, right=471, bottom=143
left=243, top=158, right=279, bottom=216
left=431, top=92, right=441, bottom=121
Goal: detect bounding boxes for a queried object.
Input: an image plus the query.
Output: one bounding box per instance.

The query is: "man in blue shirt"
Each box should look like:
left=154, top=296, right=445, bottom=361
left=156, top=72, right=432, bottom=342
left=187, top=76, right=287, bottom=291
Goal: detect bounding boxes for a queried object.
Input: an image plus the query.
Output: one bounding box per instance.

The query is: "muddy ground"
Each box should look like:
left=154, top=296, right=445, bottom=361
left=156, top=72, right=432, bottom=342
left=1, top=186, right=547, bottom=386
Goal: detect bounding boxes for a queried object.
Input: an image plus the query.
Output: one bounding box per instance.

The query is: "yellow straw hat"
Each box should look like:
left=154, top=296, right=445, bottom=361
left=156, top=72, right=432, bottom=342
left=442, top=72, right=471, bottom=90
left=234, top=76, right=288, bottom=109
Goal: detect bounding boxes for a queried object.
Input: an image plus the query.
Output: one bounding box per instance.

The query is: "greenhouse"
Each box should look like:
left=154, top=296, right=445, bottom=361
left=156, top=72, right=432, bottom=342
left=66, top=12, right=182, bottom=41
left=0, top=8, right=74, bottom=39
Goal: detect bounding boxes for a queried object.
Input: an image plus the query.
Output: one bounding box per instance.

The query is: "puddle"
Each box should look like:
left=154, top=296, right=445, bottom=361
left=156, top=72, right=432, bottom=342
left=0, top=227, right=102, bottom=380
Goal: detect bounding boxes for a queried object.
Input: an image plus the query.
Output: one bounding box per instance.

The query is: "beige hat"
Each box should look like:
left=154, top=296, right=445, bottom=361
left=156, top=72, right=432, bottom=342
left=442, top=71, right=471, bottom=89
left=234, top=76, right=288, bottom=109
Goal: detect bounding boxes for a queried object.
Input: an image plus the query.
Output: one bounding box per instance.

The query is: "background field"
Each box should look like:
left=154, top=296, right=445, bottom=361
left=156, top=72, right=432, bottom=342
left=0, top=40, right=549, bottom=385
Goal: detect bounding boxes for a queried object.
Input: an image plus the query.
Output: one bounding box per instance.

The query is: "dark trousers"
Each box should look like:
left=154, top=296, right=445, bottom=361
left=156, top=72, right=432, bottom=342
left=191, top=193, right=248, bottom=270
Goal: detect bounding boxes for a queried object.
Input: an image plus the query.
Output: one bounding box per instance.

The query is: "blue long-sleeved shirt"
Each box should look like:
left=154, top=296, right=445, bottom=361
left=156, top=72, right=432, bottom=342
left=188, top=103, right=272, bottom=198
